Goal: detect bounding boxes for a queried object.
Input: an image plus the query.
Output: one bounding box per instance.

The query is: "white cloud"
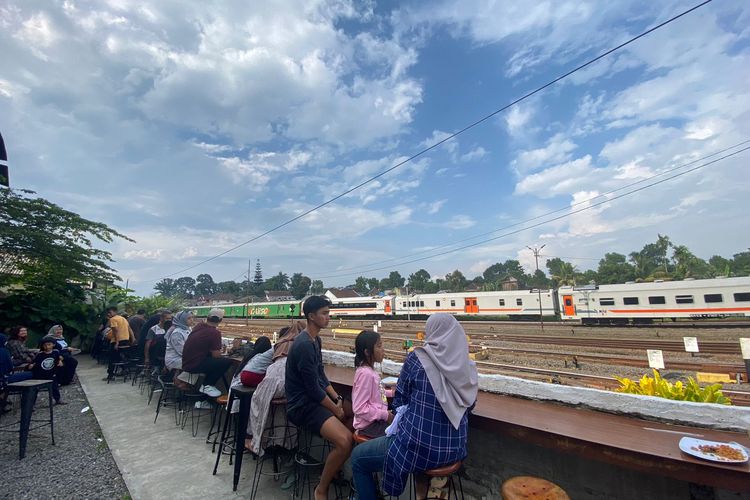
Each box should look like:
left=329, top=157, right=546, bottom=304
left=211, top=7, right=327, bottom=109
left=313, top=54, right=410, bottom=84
left=514, top=155, right=595, bottom=198
left=427, top=200, right=446, bottom=214
left=512, top=134, right=577, bottom=173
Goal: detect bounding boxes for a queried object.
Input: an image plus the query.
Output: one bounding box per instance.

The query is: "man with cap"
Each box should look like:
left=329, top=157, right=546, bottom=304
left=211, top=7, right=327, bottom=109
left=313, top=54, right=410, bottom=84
left=181, top=308, right=232, bottom=397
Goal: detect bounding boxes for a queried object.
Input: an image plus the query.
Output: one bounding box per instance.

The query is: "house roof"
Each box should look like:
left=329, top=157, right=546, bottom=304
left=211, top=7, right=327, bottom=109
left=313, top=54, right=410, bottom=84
left=326, top=288, right=361, bottom=298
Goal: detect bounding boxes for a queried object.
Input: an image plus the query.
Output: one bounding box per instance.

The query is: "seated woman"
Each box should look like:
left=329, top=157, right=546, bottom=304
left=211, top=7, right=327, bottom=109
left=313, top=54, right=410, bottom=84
left=245, top=323, right=304, bottom=455
left=239, top=336, right=273, bottom=387
left=7, top=326, right=35, bottom=371
left=164, top=310, right=193, bottom=374
left=48, top=325, right=78, bottom=386
left=350, top=313, right=478, bottom=500
left=352, top=330, right=393, bottom=438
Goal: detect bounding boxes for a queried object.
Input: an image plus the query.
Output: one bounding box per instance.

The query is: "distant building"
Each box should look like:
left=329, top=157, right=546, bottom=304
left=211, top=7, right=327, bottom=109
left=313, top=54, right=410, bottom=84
left=325, top=288, right=361, bottom=299
left=265, top=290, right=295, bottom=301
left=500, top=276, right=519, bottom=291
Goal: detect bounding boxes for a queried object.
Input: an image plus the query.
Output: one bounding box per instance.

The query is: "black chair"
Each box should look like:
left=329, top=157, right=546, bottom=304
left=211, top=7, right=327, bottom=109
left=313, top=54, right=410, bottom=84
left=249, top=397, right=298, bottom=500
left=213, top=385, right=255, bottom=491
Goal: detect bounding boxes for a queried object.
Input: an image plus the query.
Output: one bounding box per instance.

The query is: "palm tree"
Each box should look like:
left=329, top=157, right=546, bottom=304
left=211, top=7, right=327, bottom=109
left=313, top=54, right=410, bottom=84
left=552, top=262, right=578, bottom=286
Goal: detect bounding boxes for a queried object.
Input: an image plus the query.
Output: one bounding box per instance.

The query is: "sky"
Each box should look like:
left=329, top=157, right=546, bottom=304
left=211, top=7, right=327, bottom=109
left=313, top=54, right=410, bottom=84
left=1, top=0, right=749, bottom=295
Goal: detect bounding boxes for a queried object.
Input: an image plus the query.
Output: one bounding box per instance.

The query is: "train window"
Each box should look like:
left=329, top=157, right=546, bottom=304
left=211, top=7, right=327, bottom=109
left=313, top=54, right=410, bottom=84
left=516, top=298, right=523, bottom=306
left=734, top=292, right=750, bottom=302
left=498, top=299, right=505, bottom=306
left=402, top=302, right=406, bottom=308
left=675, top=295, right=694, bottom=304
left=704, top=294, right=723, bottom=303
left=599, top=298, right=615, bottom=306
left=648, top=296, right=666, bottom=305
left=623, top=297, right=639, bottom=305
left=435, top=300, right=440, bottom=307
left=420, top=301, right=425, bottom=307
left=564, top=298, right=572, bottom=306
left=450, top=300, right=455, bottom=307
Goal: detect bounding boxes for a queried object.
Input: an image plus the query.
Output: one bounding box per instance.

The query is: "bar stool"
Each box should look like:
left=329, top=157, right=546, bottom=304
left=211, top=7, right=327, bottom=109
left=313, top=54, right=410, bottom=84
left=213, top=385, right=255, bottom=491
left=178, top=389, right=212, bottom=437
left=207, top=394, right=229, bottom=448
left=350, top=430, right=389, bottom=499
left=153, top=375, right=181, bottom=426
left=1, top=380, right=55, bottom=459
left=501, top=476, right=569, bottom=500
left=412, top=461, right=464, bottom=500
left=293, top=428, right=349, bottom=500
left=249, top=397, right=298, bottom=500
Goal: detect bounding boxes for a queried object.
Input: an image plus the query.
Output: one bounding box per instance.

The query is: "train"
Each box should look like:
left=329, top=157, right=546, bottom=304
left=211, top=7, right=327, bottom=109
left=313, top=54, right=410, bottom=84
left=186, top=276, right=750, bottom=325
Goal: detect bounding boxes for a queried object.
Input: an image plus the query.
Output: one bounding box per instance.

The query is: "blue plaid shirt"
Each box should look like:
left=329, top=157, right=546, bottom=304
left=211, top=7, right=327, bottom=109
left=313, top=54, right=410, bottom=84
left=383, top=352, right=470, bottom=495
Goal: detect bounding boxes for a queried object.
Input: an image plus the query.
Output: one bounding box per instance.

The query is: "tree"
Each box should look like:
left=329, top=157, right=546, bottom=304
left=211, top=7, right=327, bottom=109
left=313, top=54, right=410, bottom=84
left=154, top=278, right=179, bottom=297
left=596, top=252, right=635, bottom=284
left=354, top=276, right=372, bottom=295
left=290, top=273, right=312, bottom=299
left=502, top=259, right=529, bottom=288
left=174, top=276, right=196, bottom=297
left=366, top=277, right=379, bottom=292
left=265, top=272, right=290, bottom=291
left=732, top=251, right=750, bottom=276
left=672, top=245, right=710, bottom=279
left=528, top=269, right=550, bottom=288
left=195, top=273, right=217, bottom=297
left=445, top=270, right=467, bottom=292
left=0, top=187, right=131, bottom=347
left=253, top=259, right=263, bottom=284
left=387, top=271, right=405, bottom=288
left=482, top=262, right=506, bottom=284
left=423, top=281, right=439, bottom=293
left=546, top=258, right=577, bottom=286
left=708, top=255, right=732, bottom=277
left=407, top=269, right=431, bottom=291
left=310, top=279, right=325, bottom=295
left=216, top=280, right=241, bottom=296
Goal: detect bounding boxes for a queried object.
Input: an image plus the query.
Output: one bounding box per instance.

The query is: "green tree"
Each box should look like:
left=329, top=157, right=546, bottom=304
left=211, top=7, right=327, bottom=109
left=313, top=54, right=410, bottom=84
left=154, top=278, right=179, bottom=297
left=290, top=273, right=312, bottom=299
left=195, top=273, right=217, bottom=297
left=596, top=253, right=635, bottom=284
left=708, top=255, right=732, bottom=277
left=528, top=269, right=550, bottom=288
left=253, top=259, right=263, bottom=284
left=407, top=269, right=431, bottom=291
left=216, top=280, right=241, bottom=296
left=354, top=276, right=371, bottom=295
left=672, top=245, right=710, bottom=279
left=423, top=281, right=439, bottom=293
left=388, top=271, right=405, bottom=288
left=174, top=276, right=196, bottom=297
left=482, top=262, right=506, bottom=283
left=366, top=277, right=379, bottom=292
left=732, top=251, right=750, bottom=276
left=445, top=270, right=467, bottom=292
left=0, top=187, right=131, bottom=347
left=310, top=279, right=325, bottom=295
left=502, top=259, right=529, bottom=288
left=265, top=272, right=290, bottom=291
left=546, top=258, right=578, bottom=286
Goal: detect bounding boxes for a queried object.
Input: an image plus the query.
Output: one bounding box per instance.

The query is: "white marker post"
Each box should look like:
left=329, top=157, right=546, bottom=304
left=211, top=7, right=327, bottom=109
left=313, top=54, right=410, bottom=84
left=378, top=320, right=382, bottom=327
left=373, top=324, right=378, bottom=333
left=740, top=339, right=750, bottom=383
left=647, top=349, right=665, bottom=370
left=683, top=337, right=699, bottom=358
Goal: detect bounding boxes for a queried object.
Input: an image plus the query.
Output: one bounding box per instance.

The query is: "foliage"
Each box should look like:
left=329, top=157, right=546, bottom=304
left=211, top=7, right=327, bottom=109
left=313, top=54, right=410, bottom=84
left=444, top=270, right=467, bottom=292
left=289, top=273, right=311, bottom=299
left=253, top=259, right=263, bottom=284
left=265, top=272, right=290, bottom=291
left=546, top=258, right=578, bottom=286
left=195, top=273, right=217, bottom=297
left=615, top=370, right=731, bottom=405
left=596, top=252, right=635, bottom=284
left=310, top=279, right=325, bottom=295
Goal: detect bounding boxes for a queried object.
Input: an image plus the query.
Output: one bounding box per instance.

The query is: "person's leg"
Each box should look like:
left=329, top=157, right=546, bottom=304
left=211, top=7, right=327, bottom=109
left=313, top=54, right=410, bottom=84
left=201, top=357, right=232, bottom=386
left=316, top=415, right=353, bottom=500
left=351, top=436, right=390, bottom=500
left=107, top=346, right=121, bottom=376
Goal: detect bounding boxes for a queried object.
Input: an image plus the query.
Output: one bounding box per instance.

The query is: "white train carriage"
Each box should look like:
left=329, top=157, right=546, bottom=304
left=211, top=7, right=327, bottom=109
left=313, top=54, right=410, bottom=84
left=395, top=290, right=556, bottom=318
left=558, top=276, right=750, bottom=324
left=328, top=296, right=394, bottom=317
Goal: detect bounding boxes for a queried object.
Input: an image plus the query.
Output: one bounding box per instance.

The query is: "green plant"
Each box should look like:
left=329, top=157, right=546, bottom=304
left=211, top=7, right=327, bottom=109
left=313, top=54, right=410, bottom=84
left=615, top=369, right=731, bottom=405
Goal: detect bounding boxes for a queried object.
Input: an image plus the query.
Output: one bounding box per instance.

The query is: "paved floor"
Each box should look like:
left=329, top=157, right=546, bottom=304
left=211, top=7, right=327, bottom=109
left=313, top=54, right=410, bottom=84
left=77, top=357, right=296, bottom=500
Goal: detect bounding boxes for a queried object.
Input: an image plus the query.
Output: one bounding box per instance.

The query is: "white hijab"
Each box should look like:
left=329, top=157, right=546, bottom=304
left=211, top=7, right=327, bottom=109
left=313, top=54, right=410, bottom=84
left=414, top=313, right=478, bottom=429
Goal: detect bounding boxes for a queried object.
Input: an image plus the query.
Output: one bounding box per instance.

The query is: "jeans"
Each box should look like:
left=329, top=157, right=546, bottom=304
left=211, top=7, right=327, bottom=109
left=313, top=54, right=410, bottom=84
left=351, top=435, right=391, bottom=500
left=192, top=356, right=233, bottom=386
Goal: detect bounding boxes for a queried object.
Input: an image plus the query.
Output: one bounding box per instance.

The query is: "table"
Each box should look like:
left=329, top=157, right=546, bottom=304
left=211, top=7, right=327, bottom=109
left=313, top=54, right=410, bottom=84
left=212, top=384, right=255, bottom=491
left=6, top=379, right=55, bottom=459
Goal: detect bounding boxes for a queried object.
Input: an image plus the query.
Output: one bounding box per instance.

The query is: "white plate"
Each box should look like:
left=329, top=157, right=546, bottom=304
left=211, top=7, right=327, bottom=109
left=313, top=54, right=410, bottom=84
left=381, top=377, right=398, bottom=386
left=678, top=437, right=749, bottom=463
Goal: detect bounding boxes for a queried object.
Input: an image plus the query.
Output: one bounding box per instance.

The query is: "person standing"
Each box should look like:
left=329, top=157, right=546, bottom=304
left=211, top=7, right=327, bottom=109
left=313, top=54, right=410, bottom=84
left=127, top=309, right=146, bottom=347
left=181, top=308, right=232, bottom=397
left=105, top=307, right=134, bottom=381
left=285, top=296, right=352, bottom=500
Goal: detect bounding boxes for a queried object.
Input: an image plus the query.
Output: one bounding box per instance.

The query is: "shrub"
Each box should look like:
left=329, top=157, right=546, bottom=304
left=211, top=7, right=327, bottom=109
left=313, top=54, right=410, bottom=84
left=615, top=369, right=731, bottom=405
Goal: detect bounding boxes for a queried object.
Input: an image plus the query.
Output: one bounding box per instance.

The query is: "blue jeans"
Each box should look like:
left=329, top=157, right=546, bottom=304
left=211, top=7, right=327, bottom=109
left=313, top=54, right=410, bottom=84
left=7, top=372, right=33, bottom=383
left=351, top=435, right=392, bottom=500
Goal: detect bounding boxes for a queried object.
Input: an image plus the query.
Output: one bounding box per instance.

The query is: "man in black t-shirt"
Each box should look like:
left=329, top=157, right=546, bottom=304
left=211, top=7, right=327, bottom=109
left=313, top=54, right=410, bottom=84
left=32, top=337, right=65, bottom=404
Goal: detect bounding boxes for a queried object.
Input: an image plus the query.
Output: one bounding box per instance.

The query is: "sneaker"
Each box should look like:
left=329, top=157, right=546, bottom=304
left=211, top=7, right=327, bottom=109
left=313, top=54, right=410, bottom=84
left=194, top=401, right=212, bottom=410
left=199, top=384, right=221, bottom=397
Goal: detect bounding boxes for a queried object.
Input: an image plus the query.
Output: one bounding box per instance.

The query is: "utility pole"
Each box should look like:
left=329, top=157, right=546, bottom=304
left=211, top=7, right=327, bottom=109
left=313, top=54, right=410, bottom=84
left=526, top=244, right=546, bottom=331
left=0, top=131, right=8, bottom=187
left=245, top=259, right=251, bottom=326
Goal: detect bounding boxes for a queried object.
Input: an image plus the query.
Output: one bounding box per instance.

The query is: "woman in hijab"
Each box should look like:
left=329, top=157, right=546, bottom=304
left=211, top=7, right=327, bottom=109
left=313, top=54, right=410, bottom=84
left=245, top=322, right=305, bottom=456
left=48, top=325, right=78, bottom=385
left=164, top=310, right=194, bottom=372
left=350, top=313, right=478, bottom=500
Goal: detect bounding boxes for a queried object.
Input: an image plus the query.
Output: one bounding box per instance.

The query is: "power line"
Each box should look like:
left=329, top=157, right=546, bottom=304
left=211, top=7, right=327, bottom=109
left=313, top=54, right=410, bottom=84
left=312, top=138, right=750, bottom=276
left=145, top=0, right=713, bottom=283
left=311, top=145, right=750, bottom=280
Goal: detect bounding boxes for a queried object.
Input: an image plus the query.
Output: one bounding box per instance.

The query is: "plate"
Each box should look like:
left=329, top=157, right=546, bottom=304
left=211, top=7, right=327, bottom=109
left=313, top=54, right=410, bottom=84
left=381, top=376, right=398, bottom=386
left=678, top=437, right=749, bottom=463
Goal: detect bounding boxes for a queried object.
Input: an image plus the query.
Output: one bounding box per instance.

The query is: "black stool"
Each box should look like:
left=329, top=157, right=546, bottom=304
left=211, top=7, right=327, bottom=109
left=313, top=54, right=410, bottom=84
left=207, top=394, right=229, bottom=449
left=178, top=389, right=212, bottom=437
left=411, top=461, right=464, bottom=500
left=153, top=375, right=180, bottom=426
left=293, top=429, right=348, bottom=500
left=249, top=397, right=298, bottom=500
left=213, top=385, right=255, bottom=491
left=1, top=380, right=55, bottom=459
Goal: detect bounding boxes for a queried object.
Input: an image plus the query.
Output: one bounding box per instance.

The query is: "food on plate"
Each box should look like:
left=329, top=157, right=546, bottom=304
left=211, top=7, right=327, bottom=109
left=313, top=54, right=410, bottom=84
left=692, top=444, right=746, bottom=461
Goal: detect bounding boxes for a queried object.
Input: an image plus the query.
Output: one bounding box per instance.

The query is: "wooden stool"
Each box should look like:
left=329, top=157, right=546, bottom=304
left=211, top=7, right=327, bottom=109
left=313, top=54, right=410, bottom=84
left=501, top=476, right=570, bottom=500
left=353, top=430, right=370, bottom=445
left=412, top=461, right=464, bottom=499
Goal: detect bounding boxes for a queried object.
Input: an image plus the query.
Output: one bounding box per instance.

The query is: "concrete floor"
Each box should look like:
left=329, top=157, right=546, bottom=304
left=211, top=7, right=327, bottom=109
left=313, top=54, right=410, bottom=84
left=77, top=357, right=296, bottom=500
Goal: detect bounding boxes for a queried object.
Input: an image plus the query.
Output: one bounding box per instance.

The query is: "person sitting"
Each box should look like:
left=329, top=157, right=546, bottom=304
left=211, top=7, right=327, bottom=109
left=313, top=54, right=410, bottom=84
left=143, top=311, right=172, bottom=369
left=7, top=326, right=35, bottom=371
left=246, top=322, right=304, bottom=456
left=350, top=313, right=478, bottom=500
left=105, top=307, right=135, bottom=381
left=239, top=336, right=273, bottom=387
left=127, top=309, right=147, bottom=347
left=181, top=308, right=232, bottom=397
left=352, top=330, right=393, bottom=439
left=0, top=333, right=33, bottom=411
left=48, top=325, right=78, bottom=386
left=286, top=296, right=352, bottom=500
left=32, top=336, right=66, bottom=405
left=164, top=310, right=193, bottom=373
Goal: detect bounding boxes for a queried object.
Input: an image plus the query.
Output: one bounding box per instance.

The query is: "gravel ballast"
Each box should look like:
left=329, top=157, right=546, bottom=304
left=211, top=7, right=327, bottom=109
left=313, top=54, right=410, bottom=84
left=0, top=378, right=130, bottom=500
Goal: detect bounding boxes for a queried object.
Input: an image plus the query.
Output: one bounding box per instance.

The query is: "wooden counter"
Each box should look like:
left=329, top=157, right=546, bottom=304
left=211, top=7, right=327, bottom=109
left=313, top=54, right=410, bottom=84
left=325, top=365, right=750, bottom=491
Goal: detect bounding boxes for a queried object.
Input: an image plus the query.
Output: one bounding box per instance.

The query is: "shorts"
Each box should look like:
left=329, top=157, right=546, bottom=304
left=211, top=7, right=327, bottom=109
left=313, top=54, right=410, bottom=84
left=358, top=419, right=389, bottom=438
left=287, top=402, right=335, bottom=436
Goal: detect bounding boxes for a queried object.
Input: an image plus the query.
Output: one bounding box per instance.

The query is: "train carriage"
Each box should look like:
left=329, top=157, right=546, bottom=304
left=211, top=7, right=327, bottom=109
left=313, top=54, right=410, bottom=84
left=558, top=276, right=750, bottom=324
left=395, top=290, right=556, bottom=318
left=327, top=296, right=394, bottom=317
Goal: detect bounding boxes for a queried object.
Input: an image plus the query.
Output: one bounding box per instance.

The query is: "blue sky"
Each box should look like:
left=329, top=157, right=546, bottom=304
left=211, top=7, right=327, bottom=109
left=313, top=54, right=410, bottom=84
left=1, top=0, right=749, bottom=295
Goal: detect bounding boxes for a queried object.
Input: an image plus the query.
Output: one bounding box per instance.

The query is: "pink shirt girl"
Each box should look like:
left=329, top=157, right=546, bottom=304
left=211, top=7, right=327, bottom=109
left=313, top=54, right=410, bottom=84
left=352, top=365, right=390, bottom=431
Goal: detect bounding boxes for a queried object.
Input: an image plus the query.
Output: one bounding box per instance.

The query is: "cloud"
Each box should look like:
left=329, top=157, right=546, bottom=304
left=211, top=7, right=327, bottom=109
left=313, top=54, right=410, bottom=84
left=512, top=134, right=577, bottom=173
